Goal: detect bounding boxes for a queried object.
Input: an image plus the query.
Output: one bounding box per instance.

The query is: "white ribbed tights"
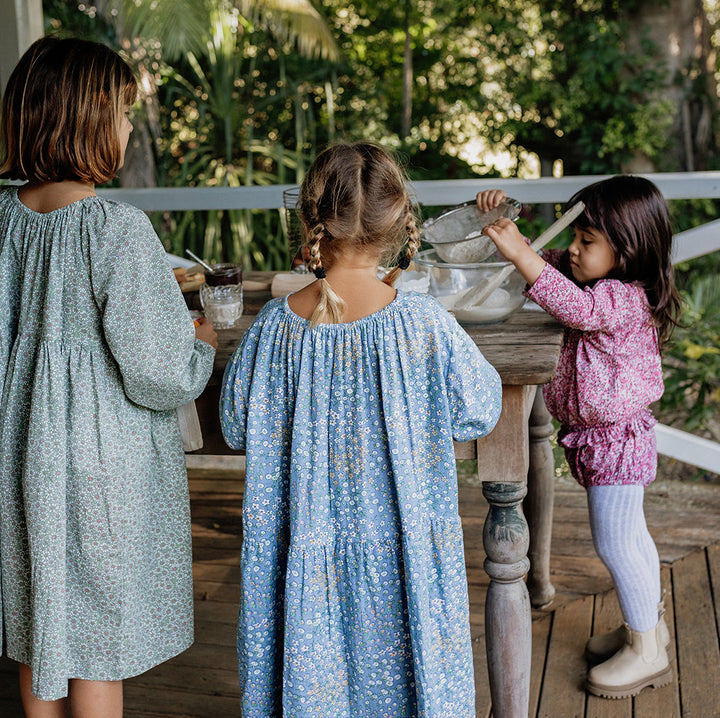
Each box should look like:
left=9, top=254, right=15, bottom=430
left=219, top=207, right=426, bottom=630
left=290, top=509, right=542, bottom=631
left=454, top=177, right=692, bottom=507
left=587, top=484, right=661, bottom=632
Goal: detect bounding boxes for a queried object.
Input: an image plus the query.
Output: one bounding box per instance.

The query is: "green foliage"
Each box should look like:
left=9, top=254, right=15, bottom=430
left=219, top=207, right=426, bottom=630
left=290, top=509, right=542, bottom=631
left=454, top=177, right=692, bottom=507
left=599, top=98, right=676, bottom=160
left=123, top=1, right=341, bottom=267
left=42, top=0, right=116, bottom=41
left=669, top=197, right=720, bottom=235
left=116, top=0, right=338, bottom=62
left=37, top=1, right=718, bottom=271
left=479, top=6, right=675, bottom=174
left=661, top=265, right=720, bottom=437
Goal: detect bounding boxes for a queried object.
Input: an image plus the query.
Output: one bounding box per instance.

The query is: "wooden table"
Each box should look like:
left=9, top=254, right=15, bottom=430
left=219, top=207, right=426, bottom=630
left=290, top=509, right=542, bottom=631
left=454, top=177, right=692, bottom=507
left=192, top=272, right=563, bottom=718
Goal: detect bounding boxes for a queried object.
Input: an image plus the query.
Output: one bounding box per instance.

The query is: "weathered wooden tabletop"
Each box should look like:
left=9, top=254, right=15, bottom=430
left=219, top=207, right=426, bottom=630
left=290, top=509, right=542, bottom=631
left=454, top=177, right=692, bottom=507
left=207, top=271, right=563, bottom=387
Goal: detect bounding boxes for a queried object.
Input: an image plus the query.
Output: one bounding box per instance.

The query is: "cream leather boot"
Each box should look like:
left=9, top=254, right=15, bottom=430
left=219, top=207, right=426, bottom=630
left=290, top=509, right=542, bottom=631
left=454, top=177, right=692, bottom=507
left=586, top=620, right=672, bottom=699
left=585, top=600, right=670, bottom=664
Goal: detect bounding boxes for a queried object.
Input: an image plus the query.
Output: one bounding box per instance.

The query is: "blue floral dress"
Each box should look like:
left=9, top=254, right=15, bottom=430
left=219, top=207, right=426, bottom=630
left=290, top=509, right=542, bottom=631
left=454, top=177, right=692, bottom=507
left=220, top=291, right=502, bottom=717
left=0, top=188, right=216, bottom=699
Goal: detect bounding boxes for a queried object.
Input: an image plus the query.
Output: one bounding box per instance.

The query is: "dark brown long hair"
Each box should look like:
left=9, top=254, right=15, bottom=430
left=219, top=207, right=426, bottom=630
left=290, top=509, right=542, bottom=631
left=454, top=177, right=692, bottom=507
left=0, top=35, right=137, bottom=184
left=567, top=175, right=681, bottom=345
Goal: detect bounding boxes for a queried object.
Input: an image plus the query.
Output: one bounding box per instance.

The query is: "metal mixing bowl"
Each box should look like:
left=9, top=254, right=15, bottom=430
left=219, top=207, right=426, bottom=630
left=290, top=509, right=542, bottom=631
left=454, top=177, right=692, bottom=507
left=421, top=198, right=522, bottom=264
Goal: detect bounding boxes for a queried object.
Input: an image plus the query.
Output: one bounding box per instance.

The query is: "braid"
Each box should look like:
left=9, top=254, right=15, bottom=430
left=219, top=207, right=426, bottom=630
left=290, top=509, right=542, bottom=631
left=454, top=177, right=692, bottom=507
left=383, top=206, right=421, bottom=287
left=406, top=212, right=422, bottom=257
left=306, top=223, right=346, bottom=327
left=307, top=226, right=324, bottom=275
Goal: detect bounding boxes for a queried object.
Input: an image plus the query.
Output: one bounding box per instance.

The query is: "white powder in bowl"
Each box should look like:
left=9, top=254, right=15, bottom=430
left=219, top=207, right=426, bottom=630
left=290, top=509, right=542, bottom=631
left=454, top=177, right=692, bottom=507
left=474, top=287, right=511, bottom=308
left=438, top=287, right=522, bottom=323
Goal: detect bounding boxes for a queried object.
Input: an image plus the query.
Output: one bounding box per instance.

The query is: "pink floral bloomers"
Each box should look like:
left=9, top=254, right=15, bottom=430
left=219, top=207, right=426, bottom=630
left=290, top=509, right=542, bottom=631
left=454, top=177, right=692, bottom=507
left=525, top=250, right=663, bottom=488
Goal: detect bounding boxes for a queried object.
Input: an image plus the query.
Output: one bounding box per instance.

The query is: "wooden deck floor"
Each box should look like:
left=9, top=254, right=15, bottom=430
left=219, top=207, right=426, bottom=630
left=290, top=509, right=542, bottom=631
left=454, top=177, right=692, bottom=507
left=2, top=467, right=720, bottom=717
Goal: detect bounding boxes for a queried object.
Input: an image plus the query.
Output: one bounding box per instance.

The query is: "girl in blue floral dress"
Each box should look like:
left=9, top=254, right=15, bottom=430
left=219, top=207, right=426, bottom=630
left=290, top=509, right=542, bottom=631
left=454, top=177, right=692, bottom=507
left=220, top=142, right=502, bottom=717
left=0, top=37, right=217, bottom=716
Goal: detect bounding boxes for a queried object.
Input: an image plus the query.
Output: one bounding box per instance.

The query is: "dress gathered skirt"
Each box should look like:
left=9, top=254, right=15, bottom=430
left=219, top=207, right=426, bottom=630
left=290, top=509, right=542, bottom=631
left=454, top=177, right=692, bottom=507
left=220, top=292, right=502, bottom=717
left=0, top=188, right=215, bottom=699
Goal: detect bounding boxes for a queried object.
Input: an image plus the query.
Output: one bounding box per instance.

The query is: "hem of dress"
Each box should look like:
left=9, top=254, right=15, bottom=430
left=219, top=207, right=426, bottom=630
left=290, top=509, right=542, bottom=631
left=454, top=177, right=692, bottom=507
left=6, top=636, right=194, bottom=701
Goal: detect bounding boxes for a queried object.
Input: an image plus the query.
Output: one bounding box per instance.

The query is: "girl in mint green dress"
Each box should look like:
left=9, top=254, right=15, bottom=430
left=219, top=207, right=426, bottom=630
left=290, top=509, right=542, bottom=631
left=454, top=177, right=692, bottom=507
left=0, top=37, right=217, bottom=714
left=221, top=142, right=502, bottom=717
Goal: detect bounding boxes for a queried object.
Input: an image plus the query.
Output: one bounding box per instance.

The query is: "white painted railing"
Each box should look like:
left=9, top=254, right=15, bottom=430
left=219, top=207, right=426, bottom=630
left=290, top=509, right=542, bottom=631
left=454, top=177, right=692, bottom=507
left=100, top=173, right=720, bottom=474
left=99, top=171, right=720, bottom=209
left=672, top=220, right=720, bottom=263
left=655, top=425, right=719, bottom=474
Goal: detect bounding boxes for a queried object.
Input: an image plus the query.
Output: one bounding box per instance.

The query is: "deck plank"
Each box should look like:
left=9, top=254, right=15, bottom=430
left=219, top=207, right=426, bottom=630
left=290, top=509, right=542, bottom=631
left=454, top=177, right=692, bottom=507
left=585, top=591, right=631, bottom=718
left=472, top=636, right=492, bottom=718
left=672, top=548, right=720, bottom=717
left=634, top=566, right=681, bottom=718
left=529, top=613, right=551, bottom=718
left=535, top=594, right=592, bottom=717
left=122, top=684, right=239, bottom=717
left=706, top=542, right=720, bottom=637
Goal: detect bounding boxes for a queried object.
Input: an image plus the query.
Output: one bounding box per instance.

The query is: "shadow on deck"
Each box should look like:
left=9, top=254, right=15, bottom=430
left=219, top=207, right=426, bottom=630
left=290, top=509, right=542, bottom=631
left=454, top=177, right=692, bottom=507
left=2, top=469, right=720, bottom=717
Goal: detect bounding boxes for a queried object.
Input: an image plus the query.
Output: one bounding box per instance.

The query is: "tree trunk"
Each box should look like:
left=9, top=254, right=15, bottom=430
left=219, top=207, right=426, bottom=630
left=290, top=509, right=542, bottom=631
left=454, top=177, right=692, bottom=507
left=626, top=0, right=716, bottom=172
left=119, top=63, right=160, bottom=188
left=401, top=2, right=413, bottom=139
left=96, top=0, right=159, bottom=188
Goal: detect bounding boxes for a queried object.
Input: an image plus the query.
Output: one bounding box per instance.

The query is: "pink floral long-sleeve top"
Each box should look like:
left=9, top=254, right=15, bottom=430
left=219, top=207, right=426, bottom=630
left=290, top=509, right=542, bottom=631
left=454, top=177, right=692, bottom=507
left=525, top=249, right=663, bottom=429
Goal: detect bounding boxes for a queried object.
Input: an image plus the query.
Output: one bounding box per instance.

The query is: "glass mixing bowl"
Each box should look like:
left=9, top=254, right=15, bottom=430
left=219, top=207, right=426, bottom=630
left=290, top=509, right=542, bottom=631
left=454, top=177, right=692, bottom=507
left=412, top=249, right=526, bottom=324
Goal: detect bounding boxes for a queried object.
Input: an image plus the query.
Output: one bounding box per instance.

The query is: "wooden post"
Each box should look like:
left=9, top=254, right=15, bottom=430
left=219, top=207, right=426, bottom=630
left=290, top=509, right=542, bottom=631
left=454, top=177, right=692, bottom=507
left=476, top=384, right=534, bottom=717
left=483, top=481, right=532, bottom=718
left=0, top=0, right=43, bottom=94
left=525, top=388, right=556, bottom=608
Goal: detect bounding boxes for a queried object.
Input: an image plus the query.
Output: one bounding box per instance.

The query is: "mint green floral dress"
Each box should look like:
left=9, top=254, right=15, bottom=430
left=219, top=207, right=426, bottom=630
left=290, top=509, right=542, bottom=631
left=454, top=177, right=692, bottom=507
left=220, top=293, right=502, bottom=717
left=0, top=187, right=216, bottom=700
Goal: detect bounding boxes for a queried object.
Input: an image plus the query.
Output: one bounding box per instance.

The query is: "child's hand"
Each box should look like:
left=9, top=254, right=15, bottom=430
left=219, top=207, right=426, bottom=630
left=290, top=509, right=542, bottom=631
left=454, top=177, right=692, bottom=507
left=476, top=189, right=508, bottom=213
left=195, top=316, right=218, bottom=349
left=482, top=217, right=526, bottom=261
left=483, top=218, right=546, bottom=286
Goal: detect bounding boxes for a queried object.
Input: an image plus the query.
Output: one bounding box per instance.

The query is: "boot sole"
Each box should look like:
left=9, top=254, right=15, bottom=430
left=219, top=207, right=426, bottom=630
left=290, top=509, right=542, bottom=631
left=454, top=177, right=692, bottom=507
left=586, top=665, right=673, bottom=699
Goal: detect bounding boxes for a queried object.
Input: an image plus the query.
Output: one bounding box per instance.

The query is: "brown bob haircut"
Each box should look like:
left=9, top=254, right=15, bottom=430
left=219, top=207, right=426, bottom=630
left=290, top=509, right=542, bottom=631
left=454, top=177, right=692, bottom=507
left=0, top=35, right=137, bottom=184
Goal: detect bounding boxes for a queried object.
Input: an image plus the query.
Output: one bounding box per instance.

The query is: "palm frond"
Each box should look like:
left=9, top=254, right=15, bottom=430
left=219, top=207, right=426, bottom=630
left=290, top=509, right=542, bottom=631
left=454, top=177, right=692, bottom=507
left=684, top=273, right=720, bottom=318
left=238, top=0, right=340, bottom=61
left=114, top=0, right=211, bottom=60
left=116, top=0, right=338, bottom=62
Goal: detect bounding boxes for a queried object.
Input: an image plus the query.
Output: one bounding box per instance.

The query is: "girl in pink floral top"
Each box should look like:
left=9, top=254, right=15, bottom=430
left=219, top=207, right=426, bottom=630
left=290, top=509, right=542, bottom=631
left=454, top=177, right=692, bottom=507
left=477, top=176, right=680, bottom=701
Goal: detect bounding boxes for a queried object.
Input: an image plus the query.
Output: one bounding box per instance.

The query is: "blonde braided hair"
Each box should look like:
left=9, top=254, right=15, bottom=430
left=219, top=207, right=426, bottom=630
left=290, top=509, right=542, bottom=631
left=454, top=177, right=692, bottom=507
left=382, top=202, right=422, bottom=287
left=298, top=141, right=418, bottom=327
left=307, top=221, right=346, bottom=325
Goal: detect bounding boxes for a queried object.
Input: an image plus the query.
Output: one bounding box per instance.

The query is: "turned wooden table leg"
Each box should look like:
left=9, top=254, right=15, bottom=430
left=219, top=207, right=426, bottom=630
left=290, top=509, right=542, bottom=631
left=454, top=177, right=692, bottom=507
left=482, top=482, right=531, bottom=718
left=524, top=388, right=556, bottom=609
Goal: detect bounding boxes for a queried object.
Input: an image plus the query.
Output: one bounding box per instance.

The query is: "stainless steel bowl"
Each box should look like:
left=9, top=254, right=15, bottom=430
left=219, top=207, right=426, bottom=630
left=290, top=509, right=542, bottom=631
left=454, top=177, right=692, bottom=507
left=421, top=198, right=522, bottom=264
